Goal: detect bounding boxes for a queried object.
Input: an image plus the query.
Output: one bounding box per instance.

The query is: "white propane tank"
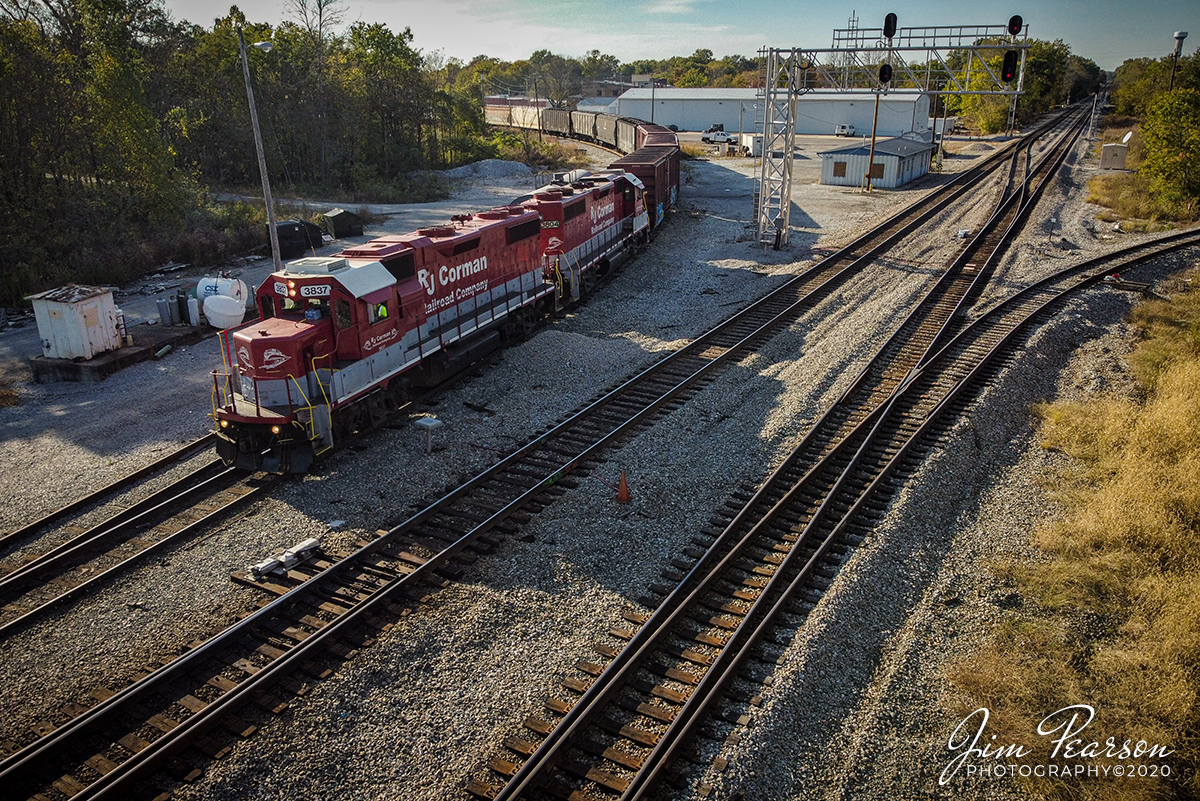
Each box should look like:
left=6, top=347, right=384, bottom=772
left=197, top=277, right=249, bottom=304
left=203, top=294, right=246, bottom=329
left=187, top=297, right=200, bottom=326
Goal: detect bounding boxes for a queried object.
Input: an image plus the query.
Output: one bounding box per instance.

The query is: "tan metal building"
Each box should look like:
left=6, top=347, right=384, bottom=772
left=819, top=137, right=934, bottom=189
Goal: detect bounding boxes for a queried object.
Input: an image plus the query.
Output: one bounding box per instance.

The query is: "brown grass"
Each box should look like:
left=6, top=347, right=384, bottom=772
left=0, top=380, right=18, bottom=407
left=946, top=271, right=1200, bottom=800
left=679, top=143, right=707, bottom=159
left=1087, top=174, right=1198, bottom=228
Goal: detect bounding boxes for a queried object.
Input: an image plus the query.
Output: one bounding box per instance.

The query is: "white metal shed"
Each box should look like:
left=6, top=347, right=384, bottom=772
left=819, top=137, right=934, bottom=189
left=27, top=284, right=123, bottom=360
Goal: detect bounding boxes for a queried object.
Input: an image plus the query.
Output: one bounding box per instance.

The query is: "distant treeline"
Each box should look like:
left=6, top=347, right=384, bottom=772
left=0, top=0, right=1118, bottom=306
left=0, top=0, right=493, bottom=306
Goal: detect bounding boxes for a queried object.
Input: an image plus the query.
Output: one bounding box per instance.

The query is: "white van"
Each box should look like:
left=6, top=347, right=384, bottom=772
left=834, top=124, right=855, bottom=137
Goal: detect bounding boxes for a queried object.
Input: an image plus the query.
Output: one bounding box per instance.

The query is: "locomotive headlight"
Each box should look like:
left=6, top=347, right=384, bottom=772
left=289, top=290, right=297, bottom=297
left=220, top=419, right=229, bottom=429
left=271, top=425, right=282, bottom=435
left=287, top=280, right=296, bottom=288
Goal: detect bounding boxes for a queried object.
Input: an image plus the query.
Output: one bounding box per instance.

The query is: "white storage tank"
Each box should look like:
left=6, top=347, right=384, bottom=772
left=27, top=284, right=122, bottom=360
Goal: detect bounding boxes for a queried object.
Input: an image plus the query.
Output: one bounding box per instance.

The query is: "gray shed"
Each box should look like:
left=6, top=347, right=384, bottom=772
left=819, top=137, right=934, bottom=189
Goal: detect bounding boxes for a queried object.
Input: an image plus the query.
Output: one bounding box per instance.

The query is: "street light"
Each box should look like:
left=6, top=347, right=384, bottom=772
left=1170, top=31, right=1188, bottom=91
left=238, top=30, right=282, bottom=274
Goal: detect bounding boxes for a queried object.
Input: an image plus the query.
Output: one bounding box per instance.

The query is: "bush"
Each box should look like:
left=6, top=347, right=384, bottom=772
left=490, top=130, right=588, bottom=170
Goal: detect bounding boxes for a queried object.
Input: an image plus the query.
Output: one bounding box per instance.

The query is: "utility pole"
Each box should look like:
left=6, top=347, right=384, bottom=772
left=865, top=90, right=881, bottom=191
left=238, top=29, right=282, bottom=275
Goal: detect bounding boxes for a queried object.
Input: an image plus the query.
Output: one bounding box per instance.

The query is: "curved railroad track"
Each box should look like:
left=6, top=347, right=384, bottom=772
left=0, top=109, right=1061, bottom=649
left=0, top=108, right=1089, bottom=800
left=470, top=226, right=1199, bottom=801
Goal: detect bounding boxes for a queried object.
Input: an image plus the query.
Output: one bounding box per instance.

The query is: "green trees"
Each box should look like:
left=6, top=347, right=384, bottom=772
left=949, top=39, right=1102, bottom=134
left=1097, top=52, right=1200, bottom=221
left=0, top=1, right=510, bottom=303
left=1140, top=89, right=1200, bottom=205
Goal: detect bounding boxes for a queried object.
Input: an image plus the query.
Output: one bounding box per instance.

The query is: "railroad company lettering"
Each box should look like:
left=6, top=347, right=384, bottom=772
left=417, top=256, right=489, bottom=296
left=439, top=256, right=488, bottom=286
left=590, top=198, right=615, bottom=223
left=362, top=327, right=399, bottom=352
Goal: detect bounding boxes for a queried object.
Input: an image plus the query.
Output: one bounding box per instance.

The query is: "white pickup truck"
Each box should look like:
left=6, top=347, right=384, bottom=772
left=700, top=130, right=739, bottom=145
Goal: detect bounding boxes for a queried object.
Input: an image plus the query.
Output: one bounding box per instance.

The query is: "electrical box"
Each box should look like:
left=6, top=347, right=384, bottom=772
left=1100, top=143, right=1129, bottom=170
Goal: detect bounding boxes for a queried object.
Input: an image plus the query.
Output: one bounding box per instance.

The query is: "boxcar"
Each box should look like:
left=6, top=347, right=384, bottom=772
left=609, top=146, right=679, bottom=229
left=635, top=123, right=678, bottom=150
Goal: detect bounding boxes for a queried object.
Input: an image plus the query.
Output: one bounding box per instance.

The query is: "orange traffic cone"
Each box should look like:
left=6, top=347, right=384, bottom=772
left=616, top=472, right=631, bottom=504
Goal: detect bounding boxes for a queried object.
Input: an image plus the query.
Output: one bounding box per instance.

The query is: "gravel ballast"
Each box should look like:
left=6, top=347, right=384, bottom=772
left=0, top=130, right=1191, bottom=800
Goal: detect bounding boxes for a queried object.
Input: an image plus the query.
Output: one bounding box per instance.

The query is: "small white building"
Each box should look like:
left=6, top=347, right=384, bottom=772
left=28, top=284, right=123, bottom=360
left=1100, top=143, right=1129, bottom=170
left=819, top=137, right=934, bottom=189
left=613, top=88, right=930, bottom=137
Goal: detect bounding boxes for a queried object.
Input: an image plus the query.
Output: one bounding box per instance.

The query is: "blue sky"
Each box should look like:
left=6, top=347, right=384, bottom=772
left=164, top=0, right=1198, bottom=71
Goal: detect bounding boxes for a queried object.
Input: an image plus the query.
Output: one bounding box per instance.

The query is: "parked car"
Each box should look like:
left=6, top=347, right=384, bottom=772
left=701, top=131, right=739, bottom=145
left=834, top=124, right=856, bottom=137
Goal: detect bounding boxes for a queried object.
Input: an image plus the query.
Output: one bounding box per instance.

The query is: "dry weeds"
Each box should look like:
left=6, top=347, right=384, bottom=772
left=947, top=271, right=1200, bottom=800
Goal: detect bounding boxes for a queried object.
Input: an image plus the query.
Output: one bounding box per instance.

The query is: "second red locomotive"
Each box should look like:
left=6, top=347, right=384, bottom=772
left=212, top=169, right=652, bottom=473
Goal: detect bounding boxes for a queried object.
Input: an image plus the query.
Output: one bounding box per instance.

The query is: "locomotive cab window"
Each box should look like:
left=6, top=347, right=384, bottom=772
left=368, top=301, right=390, bottom=324
left=334, top=299, right=352, bottom=329
left=260, top=296, right=275, bottom=319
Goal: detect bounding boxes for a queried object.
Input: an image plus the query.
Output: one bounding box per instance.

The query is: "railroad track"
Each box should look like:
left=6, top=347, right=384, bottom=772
left=0, top=463, right=276, bottom=639
left=460, top=104, right=1091, bottom=799
left=474, top=226, right=1199, bottom=801
left=0, top=433, right=217, bottom=553
left=0, top=110, right=1085, bottom=799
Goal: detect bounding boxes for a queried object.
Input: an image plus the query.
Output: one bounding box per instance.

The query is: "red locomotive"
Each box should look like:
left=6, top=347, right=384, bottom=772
left=212, top=169, right=652, bottom=473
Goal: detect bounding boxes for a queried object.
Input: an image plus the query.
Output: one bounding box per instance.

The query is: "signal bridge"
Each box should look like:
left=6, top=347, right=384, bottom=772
left=757, top=16, right=1029, bottom=246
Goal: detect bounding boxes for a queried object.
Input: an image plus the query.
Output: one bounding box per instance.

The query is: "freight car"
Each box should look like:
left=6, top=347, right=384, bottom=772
left=212, top=173, right=650, bottom=473
left=485, top=105, right=681, bottom=230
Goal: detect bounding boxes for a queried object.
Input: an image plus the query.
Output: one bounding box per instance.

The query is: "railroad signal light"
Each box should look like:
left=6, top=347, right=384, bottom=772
left=879, top=63, right=893, bottom=84
left=1001, top=50, right=1019, bottom=82
left=883, top=12, right=898, bottom=39
left=1007, top=15, right=1023, bottom=37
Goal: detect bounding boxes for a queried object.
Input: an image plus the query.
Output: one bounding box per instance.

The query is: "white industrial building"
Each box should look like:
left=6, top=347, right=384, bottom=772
left=612, top=88, right=930, bottom=137
left=818, top=137, right=934, bottom=189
